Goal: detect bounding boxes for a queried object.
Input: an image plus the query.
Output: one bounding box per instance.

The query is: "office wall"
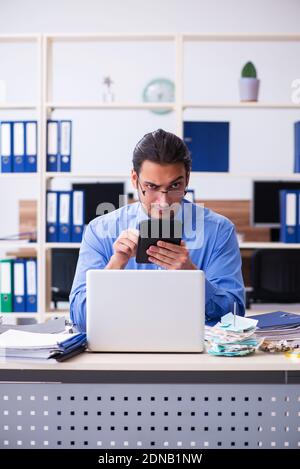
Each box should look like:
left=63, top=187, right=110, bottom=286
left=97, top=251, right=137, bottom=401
left=0, top=0, right=300, bottom=237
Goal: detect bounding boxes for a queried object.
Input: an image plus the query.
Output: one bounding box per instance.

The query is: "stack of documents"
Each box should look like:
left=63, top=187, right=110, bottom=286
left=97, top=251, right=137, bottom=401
left=205, top=313, right=261, bottom=357
left=0, top=329, right=86, bottom=360
left=248, top=311, right=300, bottom=352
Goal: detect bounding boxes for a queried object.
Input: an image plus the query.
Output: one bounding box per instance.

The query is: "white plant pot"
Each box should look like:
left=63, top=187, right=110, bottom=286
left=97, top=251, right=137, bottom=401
left=239, top=78, right=260, bottom=102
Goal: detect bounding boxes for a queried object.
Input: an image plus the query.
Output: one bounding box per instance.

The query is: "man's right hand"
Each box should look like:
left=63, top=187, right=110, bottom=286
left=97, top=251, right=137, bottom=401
left=106, top=228, right=139, bottom=269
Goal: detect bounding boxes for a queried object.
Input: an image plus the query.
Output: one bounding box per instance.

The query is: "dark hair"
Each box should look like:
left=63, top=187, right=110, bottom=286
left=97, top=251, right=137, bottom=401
left=132, top=129, right=191, bottom=175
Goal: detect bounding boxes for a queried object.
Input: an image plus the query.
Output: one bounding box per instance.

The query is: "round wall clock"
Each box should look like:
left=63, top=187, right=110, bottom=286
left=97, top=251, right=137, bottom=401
left=142, top=78, right=175, bottom=114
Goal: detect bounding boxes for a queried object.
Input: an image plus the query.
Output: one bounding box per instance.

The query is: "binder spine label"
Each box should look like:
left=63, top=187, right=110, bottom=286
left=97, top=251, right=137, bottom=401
left=73, top=191, right=83, bottom=225
left=60, top=193, right=70, bottom=224
left=26, top=260, right=36, bottom=296
left=286, top=193, right=296, bottom=226
left=47, top=192, right=57, bottom=223
left=14, top=262, right=25, bottom=296
left=0, top=262, right=11, bottom=294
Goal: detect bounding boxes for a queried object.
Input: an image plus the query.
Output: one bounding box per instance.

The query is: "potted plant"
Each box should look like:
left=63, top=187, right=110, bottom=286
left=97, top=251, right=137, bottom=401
left=239, top=61, right=260, bottom=102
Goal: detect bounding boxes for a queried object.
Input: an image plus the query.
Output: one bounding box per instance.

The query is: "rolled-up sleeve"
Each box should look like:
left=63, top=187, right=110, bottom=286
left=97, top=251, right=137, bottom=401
left=204, top=222, right=245, bottom=323
left=69, top=221, right=109, bottom=332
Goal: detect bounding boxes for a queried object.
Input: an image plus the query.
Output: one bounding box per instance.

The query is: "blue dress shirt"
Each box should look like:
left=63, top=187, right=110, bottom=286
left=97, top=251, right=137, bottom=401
left=70, top=199, right=245, bottom=332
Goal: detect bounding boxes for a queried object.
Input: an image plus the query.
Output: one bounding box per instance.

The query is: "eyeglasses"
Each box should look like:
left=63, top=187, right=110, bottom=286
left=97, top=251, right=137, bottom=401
left=137, top=177, right=187, bottom=199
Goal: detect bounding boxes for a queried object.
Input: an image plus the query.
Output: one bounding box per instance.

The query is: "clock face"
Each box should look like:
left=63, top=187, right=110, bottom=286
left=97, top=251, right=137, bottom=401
left=142, top=78, right=175, bottom=114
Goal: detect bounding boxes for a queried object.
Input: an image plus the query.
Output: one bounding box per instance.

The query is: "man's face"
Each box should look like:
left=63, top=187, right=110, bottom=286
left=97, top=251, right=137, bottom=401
left=131, top=160, right=189, bottom=219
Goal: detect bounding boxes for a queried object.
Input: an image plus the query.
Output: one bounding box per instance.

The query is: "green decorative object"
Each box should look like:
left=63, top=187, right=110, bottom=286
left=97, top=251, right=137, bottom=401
left=241, top=61, right=257, bottom=78
left=239, top=61, right=260, bottom=101
left=142, top=78, right=174, bottom=114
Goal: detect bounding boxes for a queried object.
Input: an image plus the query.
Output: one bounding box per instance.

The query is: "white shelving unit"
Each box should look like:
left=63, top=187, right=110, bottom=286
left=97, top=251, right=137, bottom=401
left=1, top=32, right=300, bottom=323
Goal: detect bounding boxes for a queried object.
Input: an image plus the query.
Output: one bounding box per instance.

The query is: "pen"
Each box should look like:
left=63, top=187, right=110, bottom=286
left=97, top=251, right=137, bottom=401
left=233, top=301, right=236, bottom=328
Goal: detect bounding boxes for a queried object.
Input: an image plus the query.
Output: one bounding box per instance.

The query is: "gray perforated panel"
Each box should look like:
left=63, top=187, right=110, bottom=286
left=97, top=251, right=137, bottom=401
left=1, top=383, right=299, bottom=449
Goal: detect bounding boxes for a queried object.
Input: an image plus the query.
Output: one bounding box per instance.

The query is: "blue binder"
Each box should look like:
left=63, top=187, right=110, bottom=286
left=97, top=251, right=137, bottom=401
left=279, top=190, right=298, bottom=243
left=184, top=121, right=229, bottom=172
left=25, top=121, right=37, bottom=172
left=47, top=120, right=59, bottom=171
left=59, top=120, right=72, bottom=172
left=0, top=121, right=13, bottom=172
left=248, top=311, right=300, bottom=329
left=25, top=258, right=37, bottom=312
left=298, top=190, right=300, bottom=243
left=58, top=191, right=72, bottom=242
left=71, top=190, right=85, bottom=242
left=46, top=191, right=59, bottom=242
left=13, top=259, right=26, bottom=312
left=12, top=121, right=25, bottom=172
left=294, top=121, right=300, bottom=173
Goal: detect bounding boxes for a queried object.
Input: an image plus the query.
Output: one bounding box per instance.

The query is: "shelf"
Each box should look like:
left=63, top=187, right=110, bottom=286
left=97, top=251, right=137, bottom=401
left=44, top=172, right=300, bottom=180
left=46, top=33, right=176, bottom=42
left=0, top=313, right=39, bottom=318
left=46, top=102, right=175, bottom=110
left=182, top=33, right=300, bottom=42
left=0, top=242, right=37, bottom=249
left=190, top=172, right=300, bottom=179
left=0, top=103, right=38, bottom=110
left=0, top=173, right=38, bottom=179
left=4, top=241, right=299, bottom=251
left=46, top=242, right=300, bottom=250
left=46, top=32, right=300, bottom=43
left=45, top=243, right=81, bottom=249
left=0, top=34, right=40, bottom=42
left=45, top=311, right=70, bottom=317
left=183, top=103, right=300, bottom=110
left=45, top=172, right=129, bottom=179
left=239, top=242, right=300, bottom=249
left=46, top=102, right=300, bottom=111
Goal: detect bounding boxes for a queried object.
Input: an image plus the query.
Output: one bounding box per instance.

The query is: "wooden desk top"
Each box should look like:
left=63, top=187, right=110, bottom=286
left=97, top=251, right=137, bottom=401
left=0, top=349, right=299, bottom=372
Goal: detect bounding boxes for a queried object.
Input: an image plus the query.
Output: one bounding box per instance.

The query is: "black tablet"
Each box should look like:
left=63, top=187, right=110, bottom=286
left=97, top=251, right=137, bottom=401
left=136, top=219, right=182, bottom=264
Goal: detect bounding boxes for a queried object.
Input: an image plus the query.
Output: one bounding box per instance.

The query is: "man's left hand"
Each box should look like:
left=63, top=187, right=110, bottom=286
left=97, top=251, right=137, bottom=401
left=147, top=240, right=197, bottom=270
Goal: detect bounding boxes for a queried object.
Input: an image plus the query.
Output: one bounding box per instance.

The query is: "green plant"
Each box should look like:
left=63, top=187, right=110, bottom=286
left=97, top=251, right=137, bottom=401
left=241, top=61, right=257, bottom=78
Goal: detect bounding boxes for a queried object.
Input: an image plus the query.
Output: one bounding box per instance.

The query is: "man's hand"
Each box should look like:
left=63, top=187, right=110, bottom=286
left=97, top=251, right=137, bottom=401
left=106, top=228, right=139, bottom=269
left=147, top=240, right=197, bottom=270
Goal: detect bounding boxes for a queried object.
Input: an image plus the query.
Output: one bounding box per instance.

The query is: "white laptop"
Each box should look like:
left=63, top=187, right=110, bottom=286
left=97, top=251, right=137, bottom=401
left=86, top=270, right=205, bottom=353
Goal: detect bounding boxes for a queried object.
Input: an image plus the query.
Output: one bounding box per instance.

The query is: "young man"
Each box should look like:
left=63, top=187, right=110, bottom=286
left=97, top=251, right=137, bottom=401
left=70, top=129, right=245, bottom=332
